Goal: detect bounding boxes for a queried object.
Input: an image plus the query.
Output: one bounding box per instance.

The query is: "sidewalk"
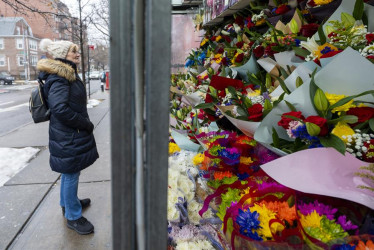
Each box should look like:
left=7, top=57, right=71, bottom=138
left=0, top=90, right=111, bottom=250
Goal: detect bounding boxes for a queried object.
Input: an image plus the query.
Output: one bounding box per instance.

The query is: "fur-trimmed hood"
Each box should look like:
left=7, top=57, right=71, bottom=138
left=37, top=59, right=76, bottom=82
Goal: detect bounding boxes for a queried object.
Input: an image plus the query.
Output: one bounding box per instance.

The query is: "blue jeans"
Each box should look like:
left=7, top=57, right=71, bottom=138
left=60, top=172, right=82, bottom=220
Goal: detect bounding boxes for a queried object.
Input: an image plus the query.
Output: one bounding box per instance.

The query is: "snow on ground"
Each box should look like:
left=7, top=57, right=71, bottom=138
left=87, top=99, right=102, bottom=109
left=0, top=147, right=40, bottom=187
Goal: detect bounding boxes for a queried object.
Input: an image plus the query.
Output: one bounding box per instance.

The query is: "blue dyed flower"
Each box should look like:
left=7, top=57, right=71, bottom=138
left=292, top=124, right=323, bottom=148
left=334, top=244, right=356, bottom=250
left=236, top=209, right=262, bottom=241
left=185, top=59, right=194, bottom=68
left=295, top=39, right=301, bottom=47
left=197, top=51, right=207, bottom=65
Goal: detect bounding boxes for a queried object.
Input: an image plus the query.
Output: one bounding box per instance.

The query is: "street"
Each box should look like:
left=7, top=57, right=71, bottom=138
left=0, top=79, right=102, bottom=136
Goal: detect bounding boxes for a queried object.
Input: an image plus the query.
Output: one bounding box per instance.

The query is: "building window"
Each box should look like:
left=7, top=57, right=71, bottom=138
left=0, top=39, right=3, bottom=49
left=0, top=55, right=5, bottom=66
left=16, top=39, right=23, bottom=49
left=29, top=40, right=37, bottom=50
left=17, top=56, right=24, bottom=66
left=30, top=55, right=37, bottom=66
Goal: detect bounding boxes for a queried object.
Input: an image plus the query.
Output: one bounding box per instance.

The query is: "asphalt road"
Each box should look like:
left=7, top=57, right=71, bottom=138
left=0, top=79, right=102, bottom=136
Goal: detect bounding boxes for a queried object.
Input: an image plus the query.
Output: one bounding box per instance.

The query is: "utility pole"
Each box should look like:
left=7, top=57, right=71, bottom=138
left=87, top=45, right=90, bottom=99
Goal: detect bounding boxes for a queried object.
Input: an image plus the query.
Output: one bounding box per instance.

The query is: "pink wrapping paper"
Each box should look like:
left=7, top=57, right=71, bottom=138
left=260, top=148, right=374, bottom=209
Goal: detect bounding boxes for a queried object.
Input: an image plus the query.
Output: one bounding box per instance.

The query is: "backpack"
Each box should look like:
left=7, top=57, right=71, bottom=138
left=29, top=79, right=50, bottom=123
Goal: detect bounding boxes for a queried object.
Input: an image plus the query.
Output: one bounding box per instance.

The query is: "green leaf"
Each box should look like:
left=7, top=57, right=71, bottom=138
left=243, top=96, right=252, bottom=108
left=284, top=100, right=297, bottom=112
left=293, top=47, right=311, bottom=58
left=328, top=90, right=374, bottom=111
left=353, top=0, right=364, bottom=21
left=274, top=75, right=291, bottom=95
left=209, top=86, right=218, bottom=98
left=237, top=107, right=248, bottom=117
left=279, top=67, right=289, bottom=79
left=194, top=102, right=215, bottom=109
left=283, top=115, right=304, bottom=123
left=318, top=23, right=326, bottom=44
left=289, top=19, right=299, bottom=34
left=263, top=99, right=273, bottom=117
left=296, top=76, right=303, bottom=88
left=287, top=195, right=295, bottom=208
left=265, top=73, right=272, bottom=89
left=327, top=115, right=358, bottom=125
left=369, top=118, right=374, bottom=132
left=273, top=92, right=286, bottom=107
left=272, top=127, right=280, bottom=148
left=319, top=134, right=346, bottom=155
left=227, top=86, right=237, bottom=97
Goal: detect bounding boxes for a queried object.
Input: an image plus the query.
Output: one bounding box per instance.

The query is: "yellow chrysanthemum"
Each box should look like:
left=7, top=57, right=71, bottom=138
left=325, top=92, right=356, bottom=113
left=247, top=89, right=261, bottom=97
left=314, top=0, right=334, bottom=5
left=250, top=204, right=278, bottom=239
left=192, top=153, right=204, bottom=166
left=331, top=122, right=355, bottom=143
left=300, top=211, right=322, bottom=228
left=200, top=38, right=209, bottom=47
left=169, top=142, right=181, bottom=155
left=215, top=35, right=222, bottom=42
left=240, top=157, right=253, bottom=165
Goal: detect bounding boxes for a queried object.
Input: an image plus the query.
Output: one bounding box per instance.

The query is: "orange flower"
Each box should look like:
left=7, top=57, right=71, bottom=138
left=200, top=156, right=211, bottom=171
left=213, top=171, right=233, bottom=180
left=356, top=240, right=374, bottom=250
left=259, top=201, right=297, bottom=224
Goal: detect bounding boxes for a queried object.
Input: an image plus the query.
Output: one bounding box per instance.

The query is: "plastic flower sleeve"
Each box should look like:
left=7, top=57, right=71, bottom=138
left=216, top=105, right=260, bottom=137
left=171, top=129, right=202, bottom=152
left=254, top=47, right=374, bottom=152
left=260, top=147, right=374, bottom=209
left=226, top=54, right=259, bottom=82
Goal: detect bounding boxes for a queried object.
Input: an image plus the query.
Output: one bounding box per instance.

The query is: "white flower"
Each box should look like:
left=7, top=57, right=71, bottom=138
left=300, top=37, right=319, bottom=56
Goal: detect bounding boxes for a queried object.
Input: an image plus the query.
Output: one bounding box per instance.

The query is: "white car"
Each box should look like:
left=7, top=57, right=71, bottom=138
left=89, top=71, right=100, bottom=80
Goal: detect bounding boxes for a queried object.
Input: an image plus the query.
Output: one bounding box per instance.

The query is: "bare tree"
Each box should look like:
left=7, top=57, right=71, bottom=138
left=88, top=0, right=109, bottom=40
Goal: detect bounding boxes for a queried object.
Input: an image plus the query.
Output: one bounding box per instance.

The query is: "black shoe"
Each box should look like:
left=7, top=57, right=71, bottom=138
left=67, top=216, right=94, bottom=235
left=62, top=198, right=91, bottom=215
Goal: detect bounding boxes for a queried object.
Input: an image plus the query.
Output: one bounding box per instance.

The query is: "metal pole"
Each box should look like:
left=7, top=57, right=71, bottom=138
left=87, top=45, right=90, bottom=99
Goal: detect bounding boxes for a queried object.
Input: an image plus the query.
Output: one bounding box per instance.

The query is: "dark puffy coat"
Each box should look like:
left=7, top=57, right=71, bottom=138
left=37, top=58, right=99, bottom=173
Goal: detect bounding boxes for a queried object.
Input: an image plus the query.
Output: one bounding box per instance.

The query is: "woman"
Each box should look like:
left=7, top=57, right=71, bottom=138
left=37, top=39, right=99, bottom=235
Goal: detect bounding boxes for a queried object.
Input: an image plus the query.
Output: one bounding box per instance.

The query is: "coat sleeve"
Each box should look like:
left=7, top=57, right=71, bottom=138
left=47, top=77, right=91, bottom=130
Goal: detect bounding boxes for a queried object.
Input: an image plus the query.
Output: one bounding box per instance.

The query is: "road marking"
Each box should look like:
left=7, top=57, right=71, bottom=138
left=0, top=101, right=14, bottom=106
left=0, top=102, right=29, bottom=113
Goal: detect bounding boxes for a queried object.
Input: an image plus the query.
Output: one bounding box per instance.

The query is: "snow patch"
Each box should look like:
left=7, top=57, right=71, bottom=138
left=0, top=147, right=40, bottom=186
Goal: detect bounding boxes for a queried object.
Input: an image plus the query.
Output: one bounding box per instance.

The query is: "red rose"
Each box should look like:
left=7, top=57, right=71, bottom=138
left=198, top=109, right=205, bottom=120
left=235, top=16, right=244, bottom=27
left=367, top=55, right=374, bottom=61
left=308, top=0, right=317, bottom=7
left=221, top=57, right=230, bottom=66
left=275, top=4, right=290, bottom=15
left=264, top=43, right=278, bottom=58
left=347, top=107, right=374, bottom=125
left=235, top=53, right=244, bottom=63
left=217, top=47, right=224, bottom=54
left=253, top=45, right=265, bottom=58
left=247, top=103, right=263, bottom=122
left=366, top=33, right=374, bottom=45
left=305, top=116, right=328, bottom=136
left=236, top=41, right=244, bottom=49
left=222, top=35, right=231, bottom=43
left=278, top=111, right=305, bottom=129
left=300, top=23, right=319, bottom=37
left=210, top=36, right=217, bottom=41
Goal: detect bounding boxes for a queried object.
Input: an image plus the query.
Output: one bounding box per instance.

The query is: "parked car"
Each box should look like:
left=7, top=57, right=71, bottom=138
left=89, top=71, right=100, bottom=80
left=0, top=72, right=14, bottom=85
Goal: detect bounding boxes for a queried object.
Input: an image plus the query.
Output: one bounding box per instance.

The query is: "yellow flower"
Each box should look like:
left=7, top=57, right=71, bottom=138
left=255, top=18, right=266, bottom=26
left=325, top=92, right=356, bottom=114
left=314, top=0, right=334, bottom=5
left=192, top=153, right=204, bottom=165
left=247, top=89, right=261, bottom=97
left=240, top=157, right=253, bottom=165
left=215, top=35, right=222, bottom=42
left=331, top=122, right=355, bottom=143
left=314, top=43, right=338, bottom=59
left=200, top=38, right=209, bottom=47
left=300, top=211, right=322, bottom=228
left=169, top=142, right=181, bottom=155
left=250, top=204, right=278, bottom=239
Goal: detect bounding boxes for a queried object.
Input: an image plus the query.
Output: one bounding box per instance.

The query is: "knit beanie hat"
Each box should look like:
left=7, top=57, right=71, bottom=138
left=39, top=38, right=74, bottom=59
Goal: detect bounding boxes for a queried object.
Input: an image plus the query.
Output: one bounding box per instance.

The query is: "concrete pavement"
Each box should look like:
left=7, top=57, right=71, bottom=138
left=0, top=90, right=111, bottom=250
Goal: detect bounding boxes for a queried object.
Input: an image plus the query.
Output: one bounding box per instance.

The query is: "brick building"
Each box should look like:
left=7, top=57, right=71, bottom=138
left=0, top=17, right=42, bottom=80
left=0, top=0, right=85, bottom=79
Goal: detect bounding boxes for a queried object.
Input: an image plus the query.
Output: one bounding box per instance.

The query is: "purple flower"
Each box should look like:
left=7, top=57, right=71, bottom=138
left=236, top=209, right=262, bottom=241
left=298, top=201, right=337, bottom=220
left=337, top=215, right=358, bottom=231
